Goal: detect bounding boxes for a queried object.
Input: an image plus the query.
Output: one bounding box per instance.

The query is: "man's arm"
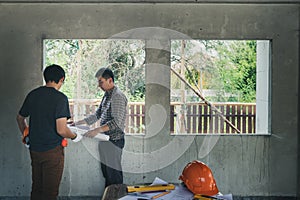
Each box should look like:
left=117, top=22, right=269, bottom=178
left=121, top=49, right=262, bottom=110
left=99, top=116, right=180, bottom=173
left=84, top=124, right=109, bottom=138
left=56, top=117, right=77, bottom=139
left=84, top=92, right=127, bottom=138
left=16, top=114, right=28, bottom=134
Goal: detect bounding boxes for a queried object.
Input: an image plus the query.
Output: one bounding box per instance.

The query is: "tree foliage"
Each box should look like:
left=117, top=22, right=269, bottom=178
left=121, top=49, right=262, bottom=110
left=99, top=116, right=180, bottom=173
left=44, top=39, right=145, bottom=101
left=215, top=40, right=256, bottom=102
left=171, top=40, right=257, bottom=103
left=45, top=39, right=256, bottom=103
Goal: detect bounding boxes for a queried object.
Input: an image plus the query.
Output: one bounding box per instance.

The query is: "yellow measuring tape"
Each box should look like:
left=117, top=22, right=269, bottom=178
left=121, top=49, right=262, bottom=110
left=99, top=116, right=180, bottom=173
left=127, top=184, right=175, bottom=193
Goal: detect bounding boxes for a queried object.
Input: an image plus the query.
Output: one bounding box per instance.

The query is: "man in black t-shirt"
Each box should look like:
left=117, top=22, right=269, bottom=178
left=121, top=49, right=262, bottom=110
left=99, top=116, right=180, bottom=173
left=16, top=64, right=82, bottom=200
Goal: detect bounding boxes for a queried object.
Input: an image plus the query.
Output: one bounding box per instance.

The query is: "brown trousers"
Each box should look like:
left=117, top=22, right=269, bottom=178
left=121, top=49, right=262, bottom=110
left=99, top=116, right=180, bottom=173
left=30, top=145, right=64, bottom=200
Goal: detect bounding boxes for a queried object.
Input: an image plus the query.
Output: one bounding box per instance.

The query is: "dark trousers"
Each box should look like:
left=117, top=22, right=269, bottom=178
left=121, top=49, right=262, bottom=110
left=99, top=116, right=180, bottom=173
left=30, top=145, right=64, bottom=200
left=99, top=139, right=124, bottom=187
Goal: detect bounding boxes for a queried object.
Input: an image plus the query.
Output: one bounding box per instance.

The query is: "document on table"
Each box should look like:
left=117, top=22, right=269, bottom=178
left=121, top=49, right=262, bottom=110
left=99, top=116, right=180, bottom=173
left=119, top=177, right=233, bottom=200
left=119, top=177, right=194, bottom=200
left=216, top=194, right=233, bottom=200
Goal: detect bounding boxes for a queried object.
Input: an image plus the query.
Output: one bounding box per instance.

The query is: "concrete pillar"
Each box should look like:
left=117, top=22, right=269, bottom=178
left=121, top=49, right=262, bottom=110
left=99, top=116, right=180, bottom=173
left=256, top=40, right=270, bottom=134
left=144, top=39, right=171, bottom=146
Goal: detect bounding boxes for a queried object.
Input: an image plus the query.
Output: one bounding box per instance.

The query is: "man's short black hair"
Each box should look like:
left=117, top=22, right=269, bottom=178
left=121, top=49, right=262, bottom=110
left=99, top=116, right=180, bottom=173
left=95, top=67, right=114, bottom=82
left=43, top=64, right=65, bottom=84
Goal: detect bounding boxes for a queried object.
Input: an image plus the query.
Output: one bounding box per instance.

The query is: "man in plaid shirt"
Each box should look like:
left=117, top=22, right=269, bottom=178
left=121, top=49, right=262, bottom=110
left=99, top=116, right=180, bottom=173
left=74, top=67, right=127, bottom=187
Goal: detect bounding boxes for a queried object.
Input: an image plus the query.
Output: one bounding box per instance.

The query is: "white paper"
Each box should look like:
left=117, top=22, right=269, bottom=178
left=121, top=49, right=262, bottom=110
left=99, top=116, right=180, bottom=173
left=68, top=125, right=89, bottom=135
left=68, top=125, right=110, bottom=141
left=163, top=184, right=194, bottom=200
left=215, top=193, right=233, bottom=200
left=94, top=133, right=110, bottom=141
left=150, top=177, right=168, bottom=185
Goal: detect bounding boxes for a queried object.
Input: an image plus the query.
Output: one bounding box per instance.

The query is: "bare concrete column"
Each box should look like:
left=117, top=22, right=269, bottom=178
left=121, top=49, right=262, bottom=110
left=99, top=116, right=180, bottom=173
left=144, top=39, right=171, bottom=142
left=256, top=40, right=271, bottom=134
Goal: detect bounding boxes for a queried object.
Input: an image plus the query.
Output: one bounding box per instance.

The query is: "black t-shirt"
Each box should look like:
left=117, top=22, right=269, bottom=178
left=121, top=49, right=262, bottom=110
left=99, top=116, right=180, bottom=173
left=19, top=86, right=71, bottom=152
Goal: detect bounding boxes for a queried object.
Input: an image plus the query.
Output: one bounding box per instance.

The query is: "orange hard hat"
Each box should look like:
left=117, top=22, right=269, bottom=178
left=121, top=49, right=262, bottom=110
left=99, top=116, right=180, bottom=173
left=179, top=160, right=219, bottom=196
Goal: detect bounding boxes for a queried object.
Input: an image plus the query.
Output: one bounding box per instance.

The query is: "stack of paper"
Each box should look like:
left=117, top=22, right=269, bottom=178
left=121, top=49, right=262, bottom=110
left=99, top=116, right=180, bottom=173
left=119, top=177, right=233, bottom=200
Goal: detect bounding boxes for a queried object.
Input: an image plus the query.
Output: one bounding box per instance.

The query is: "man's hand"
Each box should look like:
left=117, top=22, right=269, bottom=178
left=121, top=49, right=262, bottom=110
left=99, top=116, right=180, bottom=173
left=84, top=129, right=99, bottom=138
left=71, top=133, right=83, bottom=142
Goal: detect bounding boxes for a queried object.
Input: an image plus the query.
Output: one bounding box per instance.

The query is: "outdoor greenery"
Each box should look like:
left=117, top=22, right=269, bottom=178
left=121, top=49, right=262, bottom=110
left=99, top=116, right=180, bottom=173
left=45, top=39, right=256, bottom=103
left=171, top=40, right=256, bottom=103
left=44, top=39, right=145, bottom=101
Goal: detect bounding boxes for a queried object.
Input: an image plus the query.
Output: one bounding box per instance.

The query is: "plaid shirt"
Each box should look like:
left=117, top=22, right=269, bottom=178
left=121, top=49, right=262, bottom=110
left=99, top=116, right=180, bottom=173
left=84, top=86, right=127, bottom=141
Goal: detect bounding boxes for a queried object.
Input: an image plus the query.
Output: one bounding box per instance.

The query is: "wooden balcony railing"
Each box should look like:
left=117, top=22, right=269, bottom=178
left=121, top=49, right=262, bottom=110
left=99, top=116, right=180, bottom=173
left=69, top=99, right=255, bottom=134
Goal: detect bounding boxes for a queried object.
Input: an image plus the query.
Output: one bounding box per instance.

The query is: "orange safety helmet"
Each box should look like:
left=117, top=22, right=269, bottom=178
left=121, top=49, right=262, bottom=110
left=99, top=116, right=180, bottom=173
left=179, top=160, right=219, bottom=196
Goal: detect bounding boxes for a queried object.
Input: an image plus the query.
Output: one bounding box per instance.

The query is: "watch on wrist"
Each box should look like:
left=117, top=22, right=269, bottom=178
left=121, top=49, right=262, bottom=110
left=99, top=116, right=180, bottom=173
left=71, top=134, right=77, bottom=140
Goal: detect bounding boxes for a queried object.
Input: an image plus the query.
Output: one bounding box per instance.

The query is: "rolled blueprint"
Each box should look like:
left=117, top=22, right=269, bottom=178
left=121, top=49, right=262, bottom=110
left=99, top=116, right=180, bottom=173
left=68, top=125, right=110, bottom=141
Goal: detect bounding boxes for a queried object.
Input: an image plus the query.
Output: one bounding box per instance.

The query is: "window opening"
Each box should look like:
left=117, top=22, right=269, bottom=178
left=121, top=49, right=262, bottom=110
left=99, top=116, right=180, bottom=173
left=170, top=40, right=270, bottom=134
left=44, top=39, right=270, bottom=135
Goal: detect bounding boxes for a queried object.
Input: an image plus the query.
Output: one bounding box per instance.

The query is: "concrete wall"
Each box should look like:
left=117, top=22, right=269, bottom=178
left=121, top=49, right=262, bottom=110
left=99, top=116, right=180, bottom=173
left=0, top=3, right=299, bottom=199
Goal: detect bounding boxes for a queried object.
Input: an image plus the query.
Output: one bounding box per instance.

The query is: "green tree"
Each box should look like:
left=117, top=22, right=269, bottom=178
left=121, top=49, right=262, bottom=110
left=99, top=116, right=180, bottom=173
left=216, top=40, right=256, bottom=102
left=171, top=40, right=257, bottom=103
left=44, top=39, right=145, bottom=101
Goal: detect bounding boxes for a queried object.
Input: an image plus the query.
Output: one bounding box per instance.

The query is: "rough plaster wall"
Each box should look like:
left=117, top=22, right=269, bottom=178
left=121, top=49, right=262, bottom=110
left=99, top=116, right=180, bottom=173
left=0, top=3, right=299, bottom=198
left=298, top=9, right=300, bottom=197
